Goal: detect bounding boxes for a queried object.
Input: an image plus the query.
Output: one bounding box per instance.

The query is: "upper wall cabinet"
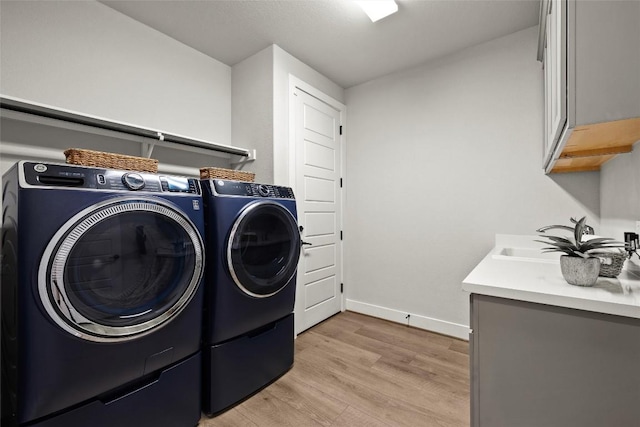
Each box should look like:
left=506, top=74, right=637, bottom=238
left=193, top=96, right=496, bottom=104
left=539, top=0, right=640, bottom=174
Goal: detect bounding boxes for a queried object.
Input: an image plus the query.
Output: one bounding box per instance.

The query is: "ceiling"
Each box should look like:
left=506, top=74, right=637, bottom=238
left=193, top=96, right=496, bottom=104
left=100, top=0, right=540, bottom=88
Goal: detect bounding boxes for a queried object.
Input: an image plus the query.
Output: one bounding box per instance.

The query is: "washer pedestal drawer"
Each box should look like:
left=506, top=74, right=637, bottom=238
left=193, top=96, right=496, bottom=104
left=203, top=313, right=294, bottom=416
left=26, top=351, right=201, bottom=427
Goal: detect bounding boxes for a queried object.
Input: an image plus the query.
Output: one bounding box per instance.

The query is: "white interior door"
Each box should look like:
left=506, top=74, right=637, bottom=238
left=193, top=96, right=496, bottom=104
left=292, top=84, right=343, bottom=335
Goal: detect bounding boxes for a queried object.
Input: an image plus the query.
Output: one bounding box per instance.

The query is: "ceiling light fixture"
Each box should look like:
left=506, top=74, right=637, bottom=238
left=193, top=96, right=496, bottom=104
left=356, top=0, right=398, bottom=23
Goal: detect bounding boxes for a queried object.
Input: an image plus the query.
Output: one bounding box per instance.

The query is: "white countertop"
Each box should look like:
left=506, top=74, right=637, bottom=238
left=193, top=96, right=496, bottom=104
left=463, top=235, right=640, bottom=319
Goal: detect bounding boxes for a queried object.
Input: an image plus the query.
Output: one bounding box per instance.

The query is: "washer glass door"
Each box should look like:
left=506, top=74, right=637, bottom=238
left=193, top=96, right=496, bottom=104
left=39, top=197, right=204, bottom=342
left=227, top=201, right=301, bottom=297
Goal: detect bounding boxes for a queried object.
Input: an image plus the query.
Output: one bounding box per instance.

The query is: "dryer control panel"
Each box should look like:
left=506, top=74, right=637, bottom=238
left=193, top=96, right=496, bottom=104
left=212, top=179, right=295, bottom=199
left=21, top=162, right=200, bottom=194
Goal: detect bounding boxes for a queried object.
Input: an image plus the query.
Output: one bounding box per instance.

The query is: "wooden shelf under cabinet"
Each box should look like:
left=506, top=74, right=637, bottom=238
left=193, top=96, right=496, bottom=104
left=551, top=117, right=640, bottom=173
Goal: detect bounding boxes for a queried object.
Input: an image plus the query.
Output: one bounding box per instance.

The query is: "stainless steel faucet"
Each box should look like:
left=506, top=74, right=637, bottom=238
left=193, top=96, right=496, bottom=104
left=536, top=218, right=594, bottom=235
left=536, top=225, right=574, bottom=233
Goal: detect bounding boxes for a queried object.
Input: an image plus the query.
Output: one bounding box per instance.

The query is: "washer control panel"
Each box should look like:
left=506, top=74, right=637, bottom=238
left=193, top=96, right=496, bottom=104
left=212, top=179, right=295, bottom=199
left=22, top=162, right=200, bottom=194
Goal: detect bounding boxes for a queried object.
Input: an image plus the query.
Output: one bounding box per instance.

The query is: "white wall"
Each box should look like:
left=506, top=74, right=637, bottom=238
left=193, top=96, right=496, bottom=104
left=600, top=144, right=640, bottom=275
left=0, top=0, right=235, bottom=220
left=0, top=0, right=231, bottom=145
left=231, top=46, right=274, bottom=182
left=232, top=44, right=344, bottom=185
left=343, top=26, right=601, bottom=337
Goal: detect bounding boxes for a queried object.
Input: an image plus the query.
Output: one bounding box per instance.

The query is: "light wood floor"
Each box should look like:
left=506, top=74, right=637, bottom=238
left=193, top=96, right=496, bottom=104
left=199, top=311, right=470, bottom=427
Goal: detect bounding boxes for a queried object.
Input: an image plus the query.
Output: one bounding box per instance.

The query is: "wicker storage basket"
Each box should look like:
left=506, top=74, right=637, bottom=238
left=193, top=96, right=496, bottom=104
left=199, top=167, right=255, bottom=182
left=64, top=148, right=158, bottom=173
left=592, top=251, right=627, bottom=278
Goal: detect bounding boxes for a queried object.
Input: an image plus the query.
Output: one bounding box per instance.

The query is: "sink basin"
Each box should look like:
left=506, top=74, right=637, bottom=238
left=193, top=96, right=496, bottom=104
left=492, top=247, right=561, bottom=263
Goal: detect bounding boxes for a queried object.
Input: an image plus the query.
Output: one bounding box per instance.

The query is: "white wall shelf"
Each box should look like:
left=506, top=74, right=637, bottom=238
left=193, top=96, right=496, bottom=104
left=0, top=95, right=255, bottom=162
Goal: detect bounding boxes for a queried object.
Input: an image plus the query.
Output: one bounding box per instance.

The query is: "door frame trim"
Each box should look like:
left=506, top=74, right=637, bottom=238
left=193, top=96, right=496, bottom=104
left=288, top=75, right=347, bottom=333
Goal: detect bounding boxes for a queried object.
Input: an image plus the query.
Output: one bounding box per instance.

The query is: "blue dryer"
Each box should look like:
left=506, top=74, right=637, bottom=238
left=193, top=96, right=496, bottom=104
left=1, top=161, right=205, bottom=427
left=200, top=179, right=301, bottom=415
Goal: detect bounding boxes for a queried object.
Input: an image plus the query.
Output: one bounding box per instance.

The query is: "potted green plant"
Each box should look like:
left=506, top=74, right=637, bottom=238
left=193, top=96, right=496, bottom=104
left=536, top=217, right=625, bottom=286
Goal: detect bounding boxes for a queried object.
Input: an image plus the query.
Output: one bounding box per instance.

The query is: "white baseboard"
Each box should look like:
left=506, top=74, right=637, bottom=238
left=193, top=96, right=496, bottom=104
left=345, top=299, right=469, bottom=341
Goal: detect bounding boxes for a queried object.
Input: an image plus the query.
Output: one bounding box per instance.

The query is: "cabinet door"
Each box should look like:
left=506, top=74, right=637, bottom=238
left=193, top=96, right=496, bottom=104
left=543, top=0, right=567, bottom=168
left=471, top=294, right=640, bottom=427
left=543, top=41, right=552, bottom=162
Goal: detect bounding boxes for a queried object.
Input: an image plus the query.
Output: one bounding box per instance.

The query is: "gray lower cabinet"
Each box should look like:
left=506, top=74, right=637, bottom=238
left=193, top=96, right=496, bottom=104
left=470, top=294, right=640, bottom=427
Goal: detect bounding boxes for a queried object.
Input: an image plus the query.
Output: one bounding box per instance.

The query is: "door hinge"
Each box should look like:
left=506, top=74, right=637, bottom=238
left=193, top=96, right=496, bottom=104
left=339, top=125, right=343, bottom=135
left=340, top=283, right=344, bottom=293
left=340, top=178, right=343, bottom=188
left=340, top=231, right=343, bottom=240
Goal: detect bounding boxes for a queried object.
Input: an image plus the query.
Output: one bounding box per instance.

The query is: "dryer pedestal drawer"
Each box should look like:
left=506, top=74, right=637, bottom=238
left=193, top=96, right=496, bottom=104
left=202, top=313, right=294, bottom=416
left=27, top=351, right=201, bottom=427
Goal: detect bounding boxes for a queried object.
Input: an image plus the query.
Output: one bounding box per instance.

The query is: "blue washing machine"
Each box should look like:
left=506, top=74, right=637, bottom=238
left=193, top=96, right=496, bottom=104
left=200, top=179, right=301, bottom=415
left=1, top=161, right=205, bottom=427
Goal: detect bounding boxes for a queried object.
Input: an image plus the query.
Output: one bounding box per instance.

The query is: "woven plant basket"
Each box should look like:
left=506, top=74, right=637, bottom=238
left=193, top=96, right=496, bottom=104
left=199, top=167, right=255, bottom=182
left=64, top=148, right=158, bottom=173
left=592, top=251, right=627, bottom=278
